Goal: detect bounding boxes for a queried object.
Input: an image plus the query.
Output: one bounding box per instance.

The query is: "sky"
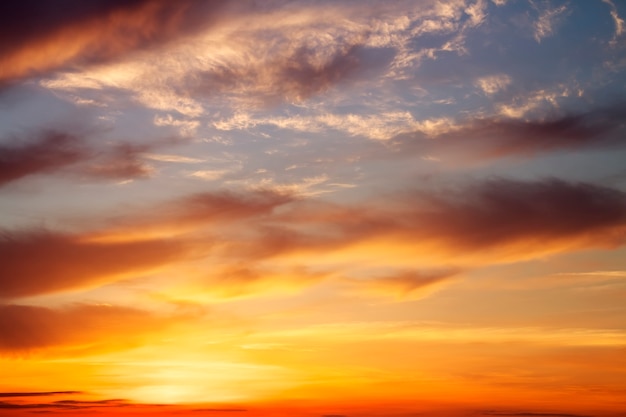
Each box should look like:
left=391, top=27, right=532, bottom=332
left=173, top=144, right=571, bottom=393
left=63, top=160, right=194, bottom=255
left=1, top=0, right=626, bottom=416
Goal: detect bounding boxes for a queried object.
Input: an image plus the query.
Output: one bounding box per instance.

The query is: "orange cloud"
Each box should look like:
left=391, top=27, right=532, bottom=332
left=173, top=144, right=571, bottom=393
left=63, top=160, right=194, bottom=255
left=231, top=178, right=626, bottom=267
left=0, top=0, right=237, bottom=84
left=85, top=189, right=296, bottom=243
left=0, top=303, right=177, bottom=352
left=0, top=229, right=189, bottom=298
left=341, top=269, right=459, bottom=300
left=4, top=178, right=623, bottom=301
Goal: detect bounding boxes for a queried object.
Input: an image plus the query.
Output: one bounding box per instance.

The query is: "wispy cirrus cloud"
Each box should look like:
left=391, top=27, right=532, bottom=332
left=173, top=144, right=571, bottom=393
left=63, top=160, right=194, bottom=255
left=602, top=0, right=625, bottom=43
left=530, top=1, right=568, bottom=43
left=37, top=0, right=489, bottom=115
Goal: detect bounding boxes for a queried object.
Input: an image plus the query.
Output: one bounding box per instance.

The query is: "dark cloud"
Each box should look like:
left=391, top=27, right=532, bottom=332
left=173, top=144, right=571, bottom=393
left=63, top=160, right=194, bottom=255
left=236, top=178, right=626, bottom=262
left=0, top=130, right=166, bottom=187
left=275, top=45, right=396, bottom=103
left=0, top=303, right=174, bottom=351
left=191, top=45, right=396, bottom=105
left=394, top=102, right=626, bottom=161
left=0, top=392, right=82, bottom=398
left=482, top=412, right=592, bottom=417
left=5, top=178, right=622, bottom=301
left=0, top=398, right=132, bottom=410
left=0, top=229, right=189, bottom=298
left=413, top=178, right=626, bottom=250
left=0, top=0, right=238, bottom=84
left=465, top=103, right=626, bottom=158
left=179, top=189, right=295, bottom=223
left=91, top=189, right=296, bottom=240
left=0, top=190, right=294, bottom=299
left=82, top=143, right=153, bottom=180
left=0, top=132, right=88, bottom=186
left=192, top=408, right=247, bottom=412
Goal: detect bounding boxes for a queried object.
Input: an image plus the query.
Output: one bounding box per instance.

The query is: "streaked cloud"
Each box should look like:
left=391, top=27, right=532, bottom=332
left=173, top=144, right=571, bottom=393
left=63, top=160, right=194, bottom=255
left=0, top=229, right=189, bottom=298
left=0, top=0, right=237, bottom=84
left=393, top=102, right=626, bottom=160
left=0, top=303, right=177, bottom=351
left=342, top=269, right=459, bottom=300
left=0, top=132, right=88, bottom=186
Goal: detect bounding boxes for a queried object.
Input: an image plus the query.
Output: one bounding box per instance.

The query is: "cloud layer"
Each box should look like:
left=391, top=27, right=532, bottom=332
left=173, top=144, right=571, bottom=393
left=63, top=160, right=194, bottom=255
left=5, top=177, right=624, bottom=301
left=0, top=0, right=237, bottom=84
left=0, top=229, right=188, bottom=298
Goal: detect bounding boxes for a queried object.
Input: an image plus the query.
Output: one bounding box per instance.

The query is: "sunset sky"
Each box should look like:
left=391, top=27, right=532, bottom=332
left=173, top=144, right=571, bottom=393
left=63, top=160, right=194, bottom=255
left=1, top=1, right=626, bottom=416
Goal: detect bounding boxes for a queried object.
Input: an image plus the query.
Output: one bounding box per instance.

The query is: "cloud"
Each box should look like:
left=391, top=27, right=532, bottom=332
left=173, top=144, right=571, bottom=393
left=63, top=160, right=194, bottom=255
left=0, top=303, right=178, bottom=352
left=396, top=178, right=626, bottom=252
left=192, top=264, right=330, bottom=300
left=238, top=178, right=626, bottom=266
left=0, top=229, right=189, bottom=298
left=342, top=269, right=459, bottom=300
left=0, top=130, right=185, bottom=187
left=38, top=1, right=480, bottom=112
left=531, top=1, right=568, bottom=42
left=0, top=392, right=82, bottom=398
left=393, top=102, right=626, bottom=160
left=214, top=111, right=439, bottom=141
left=192, top=408, right=247, bottom=413
left=176, top=189, right=295, bottom=224
left=183, top=43, right=396, bottom=107
left=6, top=178, right=623, bottom=301
left=0, top=397, right=135, bottom=411
left=475, top=74, right=512, bottom=95
left=482, top=412, right=592, bottom=417
left=82, top=142, right=154, bottom=180
left=0, top=0, right=237, bottom=84
left=602, top=0, right=625, bottom=43
left=0, top=132, right=88, bottom=186
left=85, top=188, right=297, bottom=243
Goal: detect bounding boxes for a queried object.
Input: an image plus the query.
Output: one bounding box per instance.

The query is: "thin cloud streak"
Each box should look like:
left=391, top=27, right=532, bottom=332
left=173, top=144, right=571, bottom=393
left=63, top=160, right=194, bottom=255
left=0, top=392, right=82, bottom=398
